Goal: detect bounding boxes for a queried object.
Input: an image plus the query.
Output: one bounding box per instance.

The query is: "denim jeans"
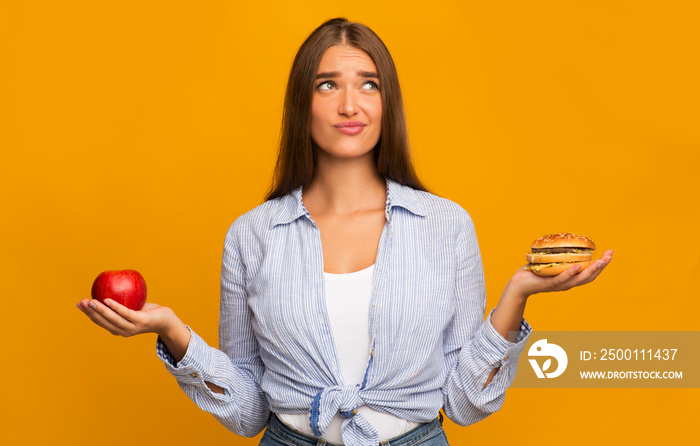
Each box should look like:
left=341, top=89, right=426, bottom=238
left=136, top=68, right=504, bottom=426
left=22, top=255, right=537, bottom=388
left=259, top=413, right=450, bottom=446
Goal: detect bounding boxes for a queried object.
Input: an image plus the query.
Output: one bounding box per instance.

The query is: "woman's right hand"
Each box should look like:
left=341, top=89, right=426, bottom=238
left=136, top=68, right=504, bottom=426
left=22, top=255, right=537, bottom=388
left=76, top=298, right=191, bottom=361
left=77, top=298, right=173, bottom=336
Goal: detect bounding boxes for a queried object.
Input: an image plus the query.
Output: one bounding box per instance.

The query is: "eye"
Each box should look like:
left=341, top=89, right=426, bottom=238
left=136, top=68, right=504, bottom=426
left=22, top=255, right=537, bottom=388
left=316, top=81, right=335, bottom=91
left=361, top=81, right=379, bottom=91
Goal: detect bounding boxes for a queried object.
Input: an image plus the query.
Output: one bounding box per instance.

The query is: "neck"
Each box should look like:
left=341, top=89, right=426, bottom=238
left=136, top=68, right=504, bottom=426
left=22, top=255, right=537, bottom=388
left=304, top=151, right=386, bottom=214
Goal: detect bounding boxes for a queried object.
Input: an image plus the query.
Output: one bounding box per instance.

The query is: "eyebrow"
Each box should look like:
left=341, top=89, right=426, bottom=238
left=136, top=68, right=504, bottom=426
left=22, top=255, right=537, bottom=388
left=315, top=70, right=379, bottom=80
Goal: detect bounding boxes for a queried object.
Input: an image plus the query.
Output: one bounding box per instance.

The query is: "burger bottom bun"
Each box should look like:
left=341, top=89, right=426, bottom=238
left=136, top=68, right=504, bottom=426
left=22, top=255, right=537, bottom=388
left=528, top=260, right=593, bottom=277
left=526, top=252, right=593, bottom=264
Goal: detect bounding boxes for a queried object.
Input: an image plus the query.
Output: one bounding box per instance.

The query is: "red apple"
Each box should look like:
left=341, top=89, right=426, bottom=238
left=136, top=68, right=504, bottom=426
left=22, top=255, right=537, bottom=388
left=91, top=269, right=147, bottom=310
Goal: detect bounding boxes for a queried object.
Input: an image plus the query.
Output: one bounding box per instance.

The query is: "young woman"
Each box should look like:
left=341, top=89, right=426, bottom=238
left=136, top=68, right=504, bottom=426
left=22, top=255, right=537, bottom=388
left=77, top=18, right=612, bottom=446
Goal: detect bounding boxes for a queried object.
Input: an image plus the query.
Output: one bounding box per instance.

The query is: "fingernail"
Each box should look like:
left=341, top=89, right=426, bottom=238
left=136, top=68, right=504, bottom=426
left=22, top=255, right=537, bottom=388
left=104, top=299, right=112, bottom=307
left=89, top=301, right=97, bottom=310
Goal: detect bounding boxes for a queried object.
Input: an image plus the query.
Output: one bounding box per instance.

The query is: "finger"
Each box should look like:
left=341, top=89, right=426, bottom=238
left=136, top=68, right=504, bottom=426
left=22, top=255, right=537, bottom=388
left=552, top=263, right=583, bottom=284
left=569, top=252, right=612, bottom=286
left=76, top=298, right=107, bottom=318
left=102, top=299, right=160, bottom=336
left=92, top=299, right=148, bottom=335
left=78, top=299, right=128, bottom=335
left=576, top=263, right=604, bottom=286
left=580, top=250, right=614, bottom=279
left=96, top=300, right=146, bottom=334
left=102, top=298, right=139, bottom=321
left=547, top=262, right=598, bottom=291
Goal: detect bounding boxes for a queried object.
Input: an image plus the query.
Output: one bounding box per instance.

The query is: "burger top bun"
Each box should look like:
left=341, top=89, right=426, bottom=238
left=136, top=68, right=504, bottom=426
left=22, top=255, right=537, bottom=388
left=531, top=232, right=596, bottom=250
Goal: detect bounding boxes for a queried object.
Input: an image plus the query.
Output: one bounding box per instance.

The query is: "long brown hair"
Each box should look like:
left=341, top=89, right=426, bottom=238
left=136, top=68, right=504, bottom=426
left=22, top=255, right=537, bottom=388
left=265, top=18, right=427, bottom=201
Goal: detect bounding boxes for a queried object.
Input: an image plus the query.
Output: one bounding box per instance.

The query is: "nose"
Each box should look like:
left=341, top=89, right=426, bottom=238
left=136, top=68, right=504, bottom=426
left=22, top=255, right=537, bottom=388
left=338, top=89, right=358, bottom=116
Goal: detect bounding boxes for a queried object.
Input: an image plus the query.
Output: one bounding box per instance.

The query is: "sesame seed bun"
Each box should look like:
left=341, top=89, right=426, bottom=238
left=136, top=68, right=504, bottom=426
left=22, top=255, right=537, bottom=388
left=531, top=232, right=596, bottom=250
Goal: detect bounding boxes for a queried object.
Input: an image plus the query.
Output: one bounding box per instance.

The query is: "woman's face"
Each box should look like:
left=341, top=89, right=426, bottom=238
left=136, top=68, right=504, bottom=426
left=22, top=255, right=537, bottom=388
left=310, top=44, right=382, bottom=162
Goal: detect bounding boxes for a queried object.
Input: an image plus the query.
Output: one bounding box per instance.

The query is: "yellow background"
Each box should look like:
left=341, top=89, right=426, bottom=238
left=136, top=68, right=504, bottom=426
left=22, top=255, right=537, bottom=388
left=2, top=1, right=698, bottom=444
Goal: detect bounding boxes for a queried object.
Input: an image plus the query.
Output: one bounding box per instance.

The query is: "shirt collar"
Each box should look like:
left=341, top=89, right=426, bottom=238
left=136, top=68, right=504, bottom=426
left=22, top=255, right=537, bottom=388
left=270, top=187, right=308, bottom=228
left=385, top=178, right=428, bottom=220
left=270, top=178, right=428, bottom=228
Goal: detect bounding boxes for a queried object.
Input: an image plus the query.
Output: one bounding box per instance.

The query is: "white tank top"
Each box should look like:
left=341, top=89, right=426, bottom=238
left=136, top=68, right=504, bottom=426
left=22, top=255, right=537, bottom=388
left=277, top=264, right=419, bottom=444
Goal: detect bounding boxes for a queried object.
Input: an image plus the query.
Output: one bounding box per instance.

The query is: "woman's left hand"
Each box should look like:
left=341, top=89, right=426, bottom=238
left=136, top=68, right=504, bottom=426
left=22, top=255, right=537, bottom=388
left=508, top=249, right=614, bottom=299
left=489, top=250, right=613, bottom=343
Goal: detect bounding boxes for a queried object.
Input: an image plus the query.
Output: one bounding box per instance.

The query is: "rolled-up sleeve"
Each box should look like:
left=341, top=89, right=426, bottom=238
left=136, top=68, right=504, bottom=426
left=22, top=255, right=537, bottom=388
left=442, top=213, right=532, bottom=425
left=155, top=221, right=269, bottom=437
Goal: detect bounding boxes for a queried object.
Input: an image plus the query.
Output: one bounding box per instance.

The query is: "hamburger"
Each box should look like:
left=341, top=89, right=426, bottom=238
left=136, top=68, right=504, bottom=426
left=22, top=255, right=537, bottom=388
left=526, top=233, right=596, bottom=277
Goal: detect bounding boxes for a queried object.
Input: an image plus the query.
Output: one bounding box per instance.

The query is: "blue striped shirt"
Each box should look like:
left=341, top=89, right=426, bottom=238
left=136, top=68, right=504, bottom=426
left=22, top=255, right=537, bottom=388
left=157, top=179, right=532, bottom=446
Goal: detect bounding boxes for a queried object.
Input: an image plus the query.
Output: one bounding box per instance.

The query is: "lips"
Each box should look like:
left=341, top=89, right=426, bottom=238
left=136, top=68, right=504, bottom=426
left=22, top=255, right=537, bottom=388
left=334, top=121, right=366, bottom=135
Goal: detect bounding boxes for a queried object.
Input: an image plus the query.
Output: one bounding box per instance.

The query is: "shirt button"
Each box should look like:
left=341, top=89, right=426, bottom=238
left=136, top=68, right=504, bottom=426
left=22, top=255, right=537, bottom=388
left=352, top=409, right=358, bottom=416
left=190, top=372, right=199, bottom=378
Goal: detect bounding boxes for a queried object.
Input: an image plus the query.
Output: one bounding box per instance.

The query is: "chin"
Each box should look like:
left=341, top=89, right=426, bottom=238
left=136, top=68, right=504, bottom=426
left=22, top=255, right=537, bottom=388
left=316, top=143, right=377, bottom=161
